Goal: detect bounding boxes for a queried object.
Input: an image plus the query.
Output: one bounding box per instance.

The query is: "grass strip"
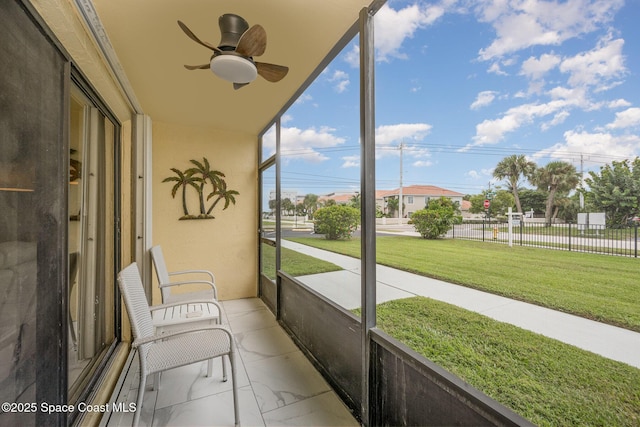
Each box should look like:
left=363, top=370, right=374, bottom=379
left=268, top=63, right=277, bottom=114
left=260, top=243, right=342, bottom=280
left=288, top=236, right=640, bottom=331
left=371, top=297, right=640, bottom=427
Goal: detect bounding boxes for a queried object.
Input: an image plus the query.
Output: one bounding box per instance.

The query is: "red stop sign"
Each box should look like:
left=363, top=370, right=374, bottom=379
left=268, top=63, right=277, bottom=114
left=483, top=199, right=490, bottom=209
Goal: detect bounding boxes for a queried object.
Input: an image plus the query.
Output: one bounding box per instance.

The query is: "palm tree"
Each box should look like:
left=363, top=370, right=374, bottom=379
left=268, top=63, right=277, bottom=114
left=303, top=193, right=319, bottom=219
left=187, top=157, right=225, bottom=216
left=207, top=180, right=239, bottom=215
left=349, top=192, right=361, bottom=210
left=162, top=168, right=199, bottom=217
left=493, top=154, right=536, bottom=213
left=386, top=196, right=399, bottom=217
left=530, top=161, right=580, bottom=226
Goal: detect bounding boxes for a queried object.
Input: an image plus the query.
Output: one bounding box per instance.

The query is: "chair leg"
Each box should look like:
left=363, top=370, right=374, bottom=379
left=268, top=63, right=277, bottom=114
left=222, top=355, right=227, bottom=382
left=133, top=372, right=146, bottom=427
left=152, top=372, right=161, bottom=391
left=207, top=359, right=213, bottom=377
left=230, top=350, right=239, bottom=427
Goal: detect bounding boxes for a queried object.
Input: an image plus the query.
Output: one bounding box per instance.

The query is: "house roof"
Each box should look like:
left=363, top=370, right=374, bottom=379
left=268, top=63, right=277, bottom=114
left=88, top=0, right=383, bottom=135
left=378, top=185, right=464, bottom=198
left=319, top=193, right=356, bottom=204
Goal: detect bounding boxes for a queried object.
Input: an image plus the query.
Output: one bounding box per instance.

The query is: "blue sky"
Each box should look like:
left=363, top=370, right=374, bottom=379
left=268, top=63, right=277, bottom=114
left=264, top=0, right=640, bottom=198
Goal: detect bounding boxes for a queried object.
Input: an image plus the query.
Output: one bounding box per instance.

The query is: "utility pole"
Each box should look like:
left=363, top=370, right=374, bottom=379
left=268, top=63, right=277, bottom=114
left=398, top=141, right=404, bottom=225
left=579, top=153, right=584, bottom=209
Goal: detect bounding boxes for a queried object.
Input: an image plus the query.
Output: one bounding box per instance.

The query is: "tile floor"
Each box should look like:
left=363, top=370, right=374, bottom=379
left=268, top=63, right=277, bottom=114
left=101, top=298, right=359, bottom=427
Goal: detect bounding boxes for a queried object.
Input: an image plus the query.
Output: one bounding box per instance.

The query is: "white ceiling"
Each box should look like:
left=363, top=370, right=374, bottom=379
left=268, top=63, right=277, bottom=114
left=91, top=0, right=379, bottom=135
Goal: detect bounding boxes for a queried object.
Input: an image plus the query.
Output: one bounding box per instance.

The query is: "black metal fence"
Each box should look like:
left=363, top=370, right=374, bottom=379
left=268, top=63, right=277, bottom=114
left=447, top=220, right=640, bottom=258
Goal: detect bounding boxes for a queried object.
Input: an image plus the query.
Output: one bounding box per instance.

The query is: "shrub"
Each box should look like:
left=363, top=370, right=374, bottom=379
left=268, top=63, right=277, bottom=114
left=411, top=197, right=461, bottom=239
left=314, top=205, right=360, bottom=240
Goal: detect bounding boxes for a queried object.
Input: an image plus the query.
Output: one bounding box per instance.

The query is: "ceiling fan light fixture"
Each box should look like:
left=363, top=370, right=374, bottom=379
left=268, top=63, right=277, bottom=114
left=210, top=55, right=257, bottom=84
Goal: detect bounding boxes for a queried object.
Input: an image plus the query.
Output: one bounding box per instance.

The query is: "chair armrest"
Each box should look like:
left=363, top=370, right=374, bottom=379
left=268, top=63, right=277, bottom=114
left=169, top=269, right=215, bottom=283
left=150, top=299, right=223, bottom=313
left=133, top=324, right=233, bottom=348
left=158, top=279, right=218, bottom=299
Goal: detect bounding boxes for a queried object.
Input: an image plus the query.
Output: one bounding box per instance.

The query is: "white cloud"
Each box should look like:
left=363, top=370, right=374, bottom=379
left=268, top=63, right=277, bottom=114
left=466, top=96, right=585, bottom=149
left=375, top=123, right=432, bottom=146
left=328, top=69, right=350, bottom=93
left=487, top=62, right=508, bottom=75
left=466, top=168, right=493, bottom=180
left=607, top=99, right=632, bottom=109
left=466, top=170, right=482, bottom=179
left=540, top=110, right=570, bottom=131
left=560, top=35, right=627, bottom=89
left=470, top=91, right=498, bottom=110
left=476, top=0, right=624, bottom=60
left=413, top=160, right=433, bottom=167
left=533, top=130, right=640, bottom=164
left=520, top=53, right=561, bottom=80
left=294, top=94, right=313, bottom=105
left=373, top=2, right=448, bottom=62
left=341, top=155, right=359, bottom=168
left=273, top=126, right=346, bottom=163
left=606, top=107, right=640, bottom=129
left=327, top=70, right=351, bottom=93
left=345, top=123, right=434, bottom=168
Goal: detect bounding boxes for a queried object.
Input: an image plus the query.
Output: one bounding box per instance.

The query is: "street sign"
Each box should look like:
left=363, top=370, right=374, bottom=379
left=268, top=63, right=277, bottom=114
left=483, top=199, right=490, bottom=209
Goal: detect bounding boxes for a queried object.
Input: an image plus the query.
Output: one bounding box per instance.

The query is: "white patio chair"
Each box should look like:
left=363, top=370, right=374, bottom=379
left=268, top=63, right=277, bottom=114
left=118, top=263, right=239, bottom=427
left=150, top=245, right=218, bottom=304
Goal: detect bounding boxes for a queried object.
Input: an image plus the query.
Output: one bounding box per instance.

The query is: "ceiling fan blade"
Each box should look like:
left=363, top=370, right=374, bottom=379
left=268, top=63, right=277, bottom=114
left=184, top=64, right=210, bottom=70
left=233, top=82, right=250, bottom=90
left=236, top=25, right=267, bottom=57
left=177, top=20, right=221, bottom=53
left=255, top=62, right=289, bottom=82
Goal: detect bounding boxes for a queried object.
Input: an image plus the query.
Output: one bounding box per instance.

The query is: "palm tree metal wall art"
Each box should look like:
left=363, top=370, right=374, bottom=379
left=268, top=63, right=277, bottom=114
left=163, top=157, right=239, bottom=220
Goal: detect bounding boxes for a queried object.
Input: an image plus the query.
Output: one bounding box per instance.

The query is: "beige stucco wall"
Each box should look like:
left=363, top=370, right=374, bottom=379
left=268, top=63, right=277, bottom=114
left=152, top=121, right=258, bottom=303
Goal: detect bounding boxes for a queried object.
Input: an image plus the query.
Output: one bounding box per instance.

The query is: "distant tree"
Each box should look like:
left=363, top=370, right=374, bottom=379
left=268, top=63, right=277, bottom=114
left=386, top=196, right=404, bottom=217
left=584, top=158, right=640, bottom=227
left=493, top=154, right=536, bottom=213
left=314, top=205, right=360, bottom=240
left=386, top=196, right=397, bottom=217
left=531, top=161, right=580, bottom=226
left=349, top=192, right=361, bottom=210
left=411, top=197, right=462, bottom=239
left=518, top=188, right=547, bottom=215
left=554, top=193, right=581, bottom=222
left=491, top=190, right=515, bottom=217
left=303, top=193, right=319, bottom=218
left=281, top=198, right=295, bottom=216
left=468, top=190, right=513, bottom=217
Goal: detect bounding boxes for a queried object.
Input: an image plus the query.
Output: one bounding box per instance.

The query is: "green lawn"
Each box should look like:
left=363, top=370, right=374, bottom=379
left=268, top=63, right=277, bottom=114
left=288, top=236, right=640, bottom=332
left=260, top=243, right=342, bottom=280
left=372, top=297, right=640, bottom=427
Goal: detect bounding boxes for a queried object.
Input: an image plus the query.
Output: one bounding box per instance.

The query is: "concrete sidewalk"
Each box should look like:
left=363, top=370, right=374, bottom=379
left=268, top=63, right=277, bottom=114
left=282, top=240, right=640, bottom=369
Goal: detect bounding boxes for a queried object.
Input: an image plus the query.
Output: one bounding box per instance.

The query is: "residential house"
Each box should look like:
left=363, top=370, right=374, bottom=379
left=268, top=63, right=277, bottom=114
left=379, top=184, right=465, bottom=217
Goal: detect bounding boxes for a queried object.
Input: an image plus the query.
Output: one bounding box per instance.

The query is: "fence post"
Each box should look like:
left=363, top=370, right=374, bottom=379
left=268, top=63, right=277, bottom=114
left=520, top=220, right=523, bottom=246
left=568, top=222, right=571, bottom=252
left=483, top=219, right=485, bottom=242
left=635, top=222, right=638, bottom=258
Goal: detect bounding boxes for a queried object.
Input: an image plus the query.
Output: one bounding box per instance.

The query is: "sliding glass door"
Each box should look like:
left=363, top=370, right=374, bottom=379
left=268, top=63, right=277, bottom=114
left=67, top=84, right=119, bottom=406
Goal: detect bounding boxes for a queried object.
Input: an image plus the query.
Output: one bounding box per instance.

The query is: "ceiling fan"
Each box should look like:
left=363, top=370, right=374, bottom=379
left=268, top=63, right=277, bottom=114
left=178, top=14, right=289, bottom=90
